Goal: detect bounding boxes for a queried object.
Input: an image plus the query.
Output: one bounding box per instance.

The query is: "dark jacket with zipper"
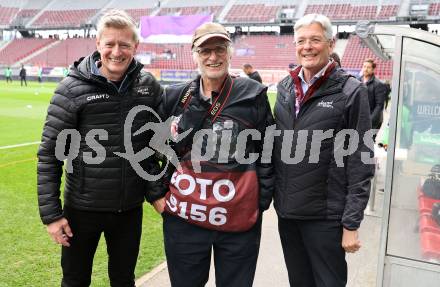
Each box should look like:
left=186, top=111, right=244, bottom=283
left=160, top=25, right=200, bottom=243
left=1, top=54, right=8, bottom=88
left=358, top=74, right=388, bottom=129
left=37, top=51, right=166, bottom=225
left=273, top=67, right=375, bottom=230
left=160, top=75, right=275, bottom=211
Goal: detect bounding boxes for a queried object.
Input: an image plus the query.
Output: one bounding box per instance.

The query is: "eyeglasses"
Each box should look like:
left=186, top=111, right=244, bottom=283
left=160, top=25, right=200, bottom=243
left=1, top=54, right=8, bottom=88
left=195, top=45, right=228, bottom=58
left=295, top=37, right=329, bottom=47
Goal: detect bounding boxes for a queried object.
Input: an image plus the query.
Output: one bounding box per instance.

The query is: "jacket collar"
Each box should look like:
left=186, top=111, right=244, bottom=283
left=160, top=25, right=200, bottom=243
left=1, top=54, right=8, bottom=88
left=71, top=51, right=143, bottom=93
left=360, top=74, right=376, bottom=85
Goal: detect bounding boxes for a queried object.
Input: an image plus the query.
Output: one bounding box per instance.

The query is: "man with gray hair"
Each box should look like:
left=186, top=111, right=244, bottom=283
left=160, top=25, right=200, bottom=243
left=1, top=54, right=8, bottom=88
left=273, top=14, right=374, bottom=286
left=37, top=9, right=165, bottom=286
left=154, top=22, right=274, bottom=287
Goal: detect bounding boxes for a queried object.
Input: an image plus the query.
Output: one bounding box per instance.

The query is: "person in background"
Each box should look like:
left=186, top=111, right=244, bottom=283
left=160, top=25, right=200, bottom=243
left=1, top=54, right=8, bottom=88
left=330, top=52, right=342, bottom=68
left=63, top=66, right=69, bottom=77
left=5, top=66, right=12, bottom=83
left=273, top=13, right=374, bottom=287
left=242, top=63, right=263, bottom=83
left=19, top=65, right=27, bottom=86
left=384, top=79, right=392, bottom=110
left=38, top=66, right=43, bottom=83
left=358, top=58, right=389, bottom=134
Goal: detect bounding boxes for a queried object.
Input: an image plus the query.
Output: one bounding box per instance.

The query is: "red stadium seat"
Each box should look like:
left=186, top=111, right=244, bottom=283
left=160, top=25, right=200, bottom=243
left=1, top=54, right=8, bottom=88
left=26, top=38, right=96, bottom=67
left=32, top=9, right=97, bottom=28
left=0, top=38, right=56, bottom=65
left=225, top=4, right=282, bottom=23
left=0, top=7, right=19, bottom=25
left=341, top=35, right=392, bottom=80
left=429, top=3, right=440, bottom=16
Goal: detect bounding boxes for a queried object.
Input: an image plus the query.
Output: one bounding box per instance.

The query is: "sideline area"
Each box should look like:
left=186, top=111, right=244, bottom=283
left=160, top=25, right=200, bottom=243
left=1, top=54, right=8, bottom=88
left=136, top=200, right=383, bottom=287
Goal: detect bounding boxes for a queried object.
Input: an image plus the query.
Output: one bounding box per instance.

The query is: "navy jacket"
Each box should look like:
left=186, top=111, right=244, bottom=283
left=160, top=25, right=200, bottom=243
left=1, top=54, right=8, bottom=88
left=274, top=68, right=375, bottom=230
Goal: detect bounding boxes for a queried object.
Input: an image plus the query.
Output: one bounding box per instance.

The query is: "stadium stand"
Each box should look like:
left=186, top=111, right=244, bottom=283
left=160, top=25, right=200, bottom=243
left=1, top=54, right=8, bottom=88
left=159, top=6, right=222, bottom=19
left=158, top=0, right=226, bottom=20
left=0, top=6, right=17, bottom=26
left=139, top=43, right=195, bottom=70
left=123, top=9, right=154, bottom=23
left=12, top=9, right=38, bottom=25
left=0, top=0, right=435, bottom=82
left=230, top=34, right=296, bottom=69
left=0, top=34, right=392, bottom=79
left=430, top=2, right=440, bottom=16
left=1, top=0, right=438, bottom=28
left=225, top=0, right=298, bottom=23
left=26, top=38, right=95, bottom=67
left=305, top=5, right=398, bottom=21
left=377, top=5, right=399, bottom=19
left=0, top=38, right=55, bottom=65
left=0, top=0, right=51, bottom=27
left=32, top=10, right=98, bottom=28
left=341, top=35, right=392, bottom=80
left=30, top=0, right=108, bottom=28
left=304, top=0, right=401, bottom=21
left=105, top=0, right=158, bottom=24
left=225, top=4, right=279, bottom=23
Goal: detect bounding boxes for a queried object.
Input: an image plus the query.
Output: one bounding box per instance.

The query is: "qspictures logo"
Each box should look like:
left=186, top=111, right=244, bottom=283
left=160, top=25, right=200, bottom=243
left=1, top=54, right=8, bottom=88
left=54, top=105, right=377, bottom=181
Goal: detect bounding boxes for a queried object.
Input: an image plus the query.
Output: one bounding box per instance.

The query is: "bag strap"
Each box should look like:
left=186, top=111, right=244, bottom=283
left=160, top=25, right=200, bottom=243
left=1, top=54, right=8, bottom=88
left=206, top=75, right=234, bottom=123
left=174, top=80, right=197, bottom=116
left=290, top=61, right=337, bottom=108
left=174, top=75, right=234, bottom=122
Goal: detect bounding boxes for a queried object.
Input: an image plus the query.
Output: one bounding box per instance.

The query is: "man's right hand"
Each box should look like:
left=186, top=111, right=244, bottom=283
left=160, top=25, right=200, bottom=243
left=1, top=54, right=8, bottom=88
left=152, top=197, right=166, bottom=214
left=342, top=228, right=361, bottom=253
left=46, top=218, right=73, bottom=247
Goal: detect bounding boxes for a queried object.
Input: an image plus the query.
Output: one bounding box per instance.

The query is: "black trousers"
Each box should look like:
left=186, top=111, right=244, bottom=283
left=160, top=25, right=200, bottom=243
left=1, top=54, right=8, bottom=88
left=20, top=77, right=27, bottom=86
left=61, top=206, right=143, bottom=287
left=163, top=212, right=262, bottom=287
left=278, top=217, right=347, bottom=287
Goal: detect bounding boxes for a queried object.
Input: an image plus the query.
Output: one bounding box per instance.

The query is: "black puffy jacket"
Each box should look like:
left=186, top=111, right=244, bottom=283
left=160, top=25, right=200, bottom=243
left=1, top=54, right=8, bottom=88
left=37, top=51, right=166, bottom=225
left=161, top=75, right=275, bottom=211
left=273, top=68, right=375, bottom=230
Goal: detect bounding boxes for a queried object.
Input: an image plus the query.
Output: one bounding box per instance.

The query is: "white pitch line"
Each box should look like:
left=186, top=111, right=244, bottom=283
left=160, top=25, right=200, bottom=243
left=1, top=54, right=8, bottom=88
left=0, top=141, right=41, bottom=150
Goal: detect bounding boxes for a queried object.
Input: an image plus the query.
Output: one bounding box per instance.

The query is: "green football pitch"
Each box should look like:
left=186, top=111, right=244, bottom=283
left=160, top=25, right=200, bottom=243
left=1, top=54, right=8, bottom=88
left=0, top=80, right=277, bottom=286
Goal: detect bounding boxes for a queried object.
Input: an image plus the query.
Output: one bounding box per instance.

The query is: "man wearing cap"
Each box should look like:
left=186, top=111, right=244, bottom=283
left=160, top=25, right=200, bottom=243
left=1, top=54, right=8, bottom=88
left=152, top=22, right=274, bottom=287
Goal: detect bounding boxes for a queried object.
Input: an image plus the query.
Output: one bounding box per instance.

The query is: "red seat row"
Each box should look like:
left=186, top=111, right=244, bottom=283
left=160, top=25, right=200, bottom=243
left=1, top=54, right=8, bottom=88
left=418, top=184, right=440, bottom=261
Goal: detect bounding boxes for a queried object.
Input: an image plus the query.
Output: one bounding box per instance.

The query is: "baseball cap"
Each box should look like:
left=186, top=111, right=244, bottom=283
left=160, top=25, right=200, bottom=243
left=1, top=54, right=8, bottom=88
left=192, top=22, right=231, bottom=49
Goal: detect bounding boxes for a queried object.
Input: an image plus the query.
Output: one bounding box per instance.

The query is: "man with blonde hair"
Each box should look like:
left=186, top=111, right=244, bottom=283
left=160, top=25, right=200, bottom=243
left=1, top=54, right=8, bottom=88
left=37, top=9, right=165, bottom=286
left=274, top=14, right=374, bottom=287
